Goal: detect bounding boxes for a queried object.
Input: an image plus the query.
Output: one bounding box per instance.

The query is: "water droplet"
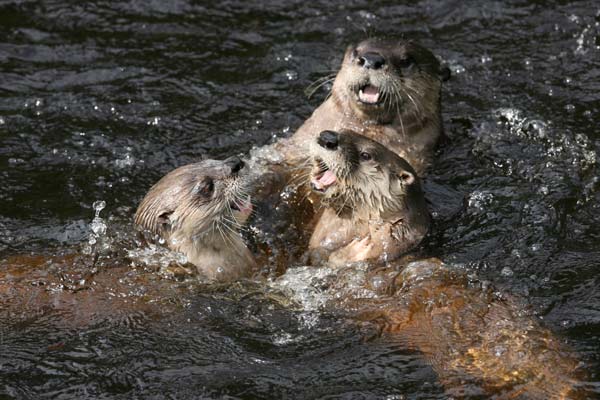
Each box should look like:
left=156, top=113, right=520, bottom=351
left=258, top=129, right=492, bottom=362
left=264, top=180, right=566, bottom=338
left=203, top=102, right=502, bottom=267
left=285, top=70, right=298, bottom=80
left=467, top=190, right=494, bottom=212
left=481, top=54, right=492, bottom=64
left=494, top=345, right=506, bottom=356
left=452, top=64, right=466, bottom=74
left=93, top=200, right=106, bottom=212
left=91, top=217, right=107, bottom=236
left=358, top=10, right=376, bottom=19
left=115, top=153, right=135, bottom=168
left=82, top=244, right=92, bottom=255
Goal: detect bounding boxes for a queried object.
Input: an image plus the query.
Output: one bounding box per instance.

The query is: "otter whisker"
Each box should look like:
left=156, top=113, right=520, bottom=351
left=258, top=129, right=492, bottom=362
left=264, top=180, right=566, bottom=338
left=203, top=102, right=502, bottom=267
left=305, top=74, right=336, bottom=99
left=402, top=84, right=425, bottom=120
left=286, top=169, right=311, bottom=187
left=389, top=80, right=407, bottom=138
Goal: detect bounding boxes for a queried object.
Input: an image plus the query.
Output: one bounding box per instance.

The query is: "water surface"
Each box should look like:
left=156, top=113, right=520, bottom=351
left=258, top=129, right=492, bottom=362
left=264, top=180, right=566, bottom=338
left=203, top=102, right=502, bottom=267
left=1, top=1, right=599, bottom=398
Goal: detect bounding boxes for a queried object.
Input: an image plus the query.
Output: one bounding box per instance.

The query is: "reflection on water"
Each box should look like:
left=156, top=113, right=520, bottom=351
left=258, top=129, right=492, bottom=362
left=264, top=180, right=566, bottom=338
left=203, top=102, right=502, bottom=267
left=1, top=0, right=599, bottom=398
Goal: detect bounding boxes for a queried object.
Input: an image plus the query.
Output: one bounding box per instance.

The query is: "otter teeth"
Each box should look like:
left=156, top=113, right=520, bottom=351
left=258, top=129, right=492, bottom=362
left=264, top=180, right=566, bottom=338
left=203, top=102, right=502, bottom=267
left=358, top=85, right=380, bottom=104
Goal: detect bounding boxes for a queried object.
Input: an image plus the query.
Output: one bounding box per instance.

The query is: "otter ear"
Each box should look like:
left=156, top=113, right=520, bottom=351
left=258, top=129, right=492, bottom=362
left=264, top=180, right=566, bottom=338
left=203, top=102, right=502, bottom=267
left=345, top=44, right=355, bottom=58
left=157, top=211, right=173, bottom=231
left=398, top=171, right=415, bottom=186
left=440, top=65, right=451, bottom=82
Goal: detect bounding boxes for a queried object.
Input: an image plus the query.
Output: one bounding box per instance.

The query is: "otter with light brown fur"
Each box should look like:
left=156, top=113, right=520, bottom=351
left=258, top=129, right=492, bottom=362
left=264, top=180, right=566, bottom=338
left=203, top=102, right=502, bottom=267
left=135, top=156, right=256, bottom=282
left=302, top=130, right=583, bottom=398
left=282, top=37, right=449, bottom=177
left=307, top=129, right=430, bottom=265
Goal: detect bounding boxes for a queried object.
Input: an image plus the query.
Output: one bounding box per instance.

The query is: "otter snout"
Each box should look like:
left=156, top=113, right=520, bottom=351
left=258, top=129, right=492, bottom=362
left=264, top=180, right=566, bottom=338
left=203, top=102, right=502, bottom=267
left=317, top=130, right=339, bottom=151
left=224, top=156, right=245, bottom=174
left=358, top=52, right=385, bottom=70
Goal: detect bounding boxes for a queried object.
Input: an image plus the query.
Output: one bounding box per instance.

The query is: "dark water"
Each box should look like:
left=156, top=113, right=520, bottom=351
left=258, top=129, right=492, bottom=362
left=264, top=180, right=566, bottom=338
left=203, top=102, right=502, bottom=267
left=1, top=0, right=599, bottom=399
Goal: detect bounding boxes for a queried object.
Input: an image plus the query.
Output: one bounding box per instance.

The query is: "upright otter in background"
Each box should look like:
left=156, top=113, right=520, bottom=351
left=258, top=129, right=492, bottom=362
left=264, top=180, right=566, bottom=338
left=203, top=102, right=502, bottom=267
left=135, top=156, right=256, bottom=282
left=281, top=38, right=449, bottom=176
left=307, top=129, right=429, bottom=265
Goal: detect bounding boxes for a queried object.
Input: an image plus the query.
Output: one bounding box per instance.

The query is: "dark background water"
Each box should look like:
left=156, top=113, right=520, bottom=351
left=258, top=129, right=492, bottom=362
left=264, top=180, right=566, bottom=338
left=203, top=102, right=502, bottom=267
left=1, top=0, right=599, bottom=399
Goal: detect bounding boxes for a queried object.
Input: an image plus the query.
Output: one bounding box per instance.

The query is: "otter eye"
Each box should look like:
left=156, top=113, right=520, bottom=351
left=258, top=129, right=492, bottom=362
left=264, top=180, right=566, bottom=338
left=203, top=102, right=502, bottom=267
left=397, top=56, right=415, bottom=69
left=359, top=152, right=372, bottom=161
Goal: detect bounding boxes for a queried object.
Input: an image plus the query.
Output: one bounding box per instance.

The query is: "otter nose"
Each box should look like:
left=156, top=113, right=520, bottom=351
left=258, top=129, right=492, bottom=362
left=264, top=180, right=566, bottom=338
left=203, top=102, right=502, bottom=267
left=317, top=130, right=339, bottom=151
left=225, top=156, right=245, bottom=174
left=358, top=52, right=386, bottom=70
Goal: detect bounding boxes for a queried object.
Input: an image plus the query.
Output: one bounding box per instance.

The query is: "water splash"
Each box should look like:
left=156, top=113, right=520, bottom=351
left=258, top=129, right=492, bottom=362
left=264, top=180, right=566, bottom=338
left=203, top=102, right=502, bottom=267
left=82, top=200, right=109, bottom=255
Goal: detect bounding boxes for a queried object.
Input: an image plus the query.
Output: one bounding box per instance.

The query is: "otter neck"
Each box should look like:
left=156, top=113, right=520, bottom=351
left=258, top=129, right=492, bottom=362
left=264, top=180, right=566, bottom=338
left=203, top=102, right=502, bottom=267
left=339, top=192, right=430, bottom=236
left=170, top=230, right=247, bottom=267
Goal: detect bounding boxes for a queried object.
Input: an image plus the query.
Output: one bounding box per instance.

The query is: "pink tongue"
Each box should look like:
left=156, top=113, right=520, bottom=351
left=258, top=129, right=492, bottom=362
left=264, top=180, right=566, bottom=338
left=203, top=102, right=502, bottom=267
left=235, top=198, right=253, bottom=214
left=313, top=169, right=337, bottom=190
left=359, top=85, right=380, bottom=103
left=238, top=202, right=252, bottom=214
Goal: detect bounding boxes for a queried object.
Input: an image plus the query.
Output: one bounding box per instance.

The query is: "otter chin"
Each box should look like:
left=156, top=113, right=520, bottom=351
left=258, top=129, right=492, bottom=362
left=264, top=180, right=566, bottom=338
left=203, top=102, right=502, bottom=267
left=281, top=37, right=449, bottom=177
left=135, top=156, right=256, bottom=282
left=307, top=130, right=430, bottom=266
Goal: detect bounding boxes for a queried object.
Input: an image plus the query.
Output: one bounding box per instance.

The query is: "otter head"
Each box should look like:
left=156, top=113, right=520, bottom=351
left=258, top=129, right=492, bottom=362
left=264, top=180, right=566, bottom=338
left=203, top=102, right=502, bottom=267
left=135, top=156, right=253, bottom=252
left=309, top=129, right=427, bottom=222
left=331, top=38, right=449, bottom=124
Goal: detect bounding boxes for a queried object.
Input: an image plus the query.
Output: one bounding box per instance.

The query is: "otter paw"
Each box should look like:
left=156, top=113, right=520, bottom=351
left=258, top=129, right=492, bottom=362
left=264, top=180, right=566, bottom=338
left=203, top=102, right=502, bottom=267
left=330, top=236, right=374, bottom=266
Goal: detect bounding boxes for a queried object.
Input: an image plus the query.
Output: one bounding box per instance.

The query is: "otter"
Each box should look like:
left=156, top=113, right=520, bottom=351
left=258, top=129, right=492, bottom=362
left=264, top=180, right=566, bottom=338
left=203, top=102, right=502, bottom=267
left=247, top=38, right=447, bottom=268
left=307, top=130, right=430, bottom=266
left=281, top=37, right=449, bottom=177
left=299, top=131, right=583, bottom=397
left=356, top=259, right=583, bottom=399
left=135, top=156, right=256, bottom=282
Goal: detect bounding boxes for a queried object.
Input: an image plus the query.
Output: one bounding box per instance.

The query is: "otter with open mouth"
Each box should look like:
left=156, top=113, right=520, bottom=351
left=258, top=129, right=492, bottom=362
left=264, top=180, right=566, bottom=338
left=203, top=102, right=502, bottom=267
left=283, top=38, right=449, bottom=177
left=307, top=129, right=430, bottom=266
left=135, top=156, right=256, bottom=282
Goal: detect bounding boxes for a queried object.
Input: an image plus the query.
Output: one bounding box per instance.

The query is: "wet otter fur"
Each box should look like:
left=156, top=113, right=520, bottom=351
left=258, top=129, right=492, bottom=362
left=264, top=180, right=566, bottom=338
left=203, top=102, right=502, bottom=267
left=300, top=130, right=583, bottom=398
left=135, top=156, right=256, bottom=282
left=355, top=259, right=584, bottom=400
left=307, top=130, right=429, bottom=265
left=281, top=37, right=449, bottom=177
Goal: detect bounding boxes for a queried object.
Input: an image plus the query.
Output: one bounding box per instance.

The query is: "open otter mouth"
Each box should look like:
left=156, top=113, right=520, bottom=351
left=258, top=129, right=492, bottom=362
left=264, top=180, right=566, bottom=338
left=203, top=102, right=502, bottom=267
left=230, top=195, right=253, bottom=215
left=311, top=158, right=337, bottom=193
left=357, top=84, right=381, bottom=105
